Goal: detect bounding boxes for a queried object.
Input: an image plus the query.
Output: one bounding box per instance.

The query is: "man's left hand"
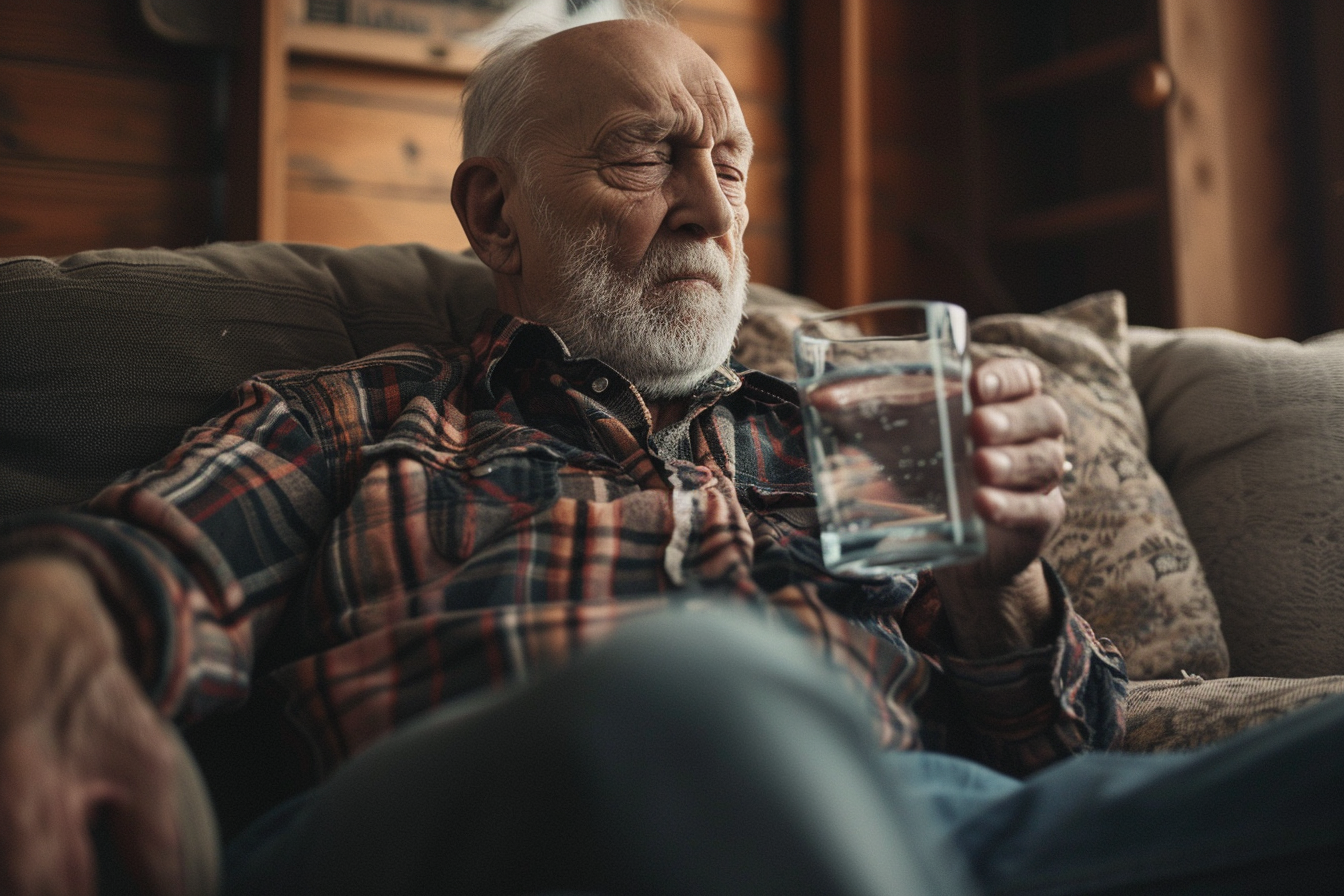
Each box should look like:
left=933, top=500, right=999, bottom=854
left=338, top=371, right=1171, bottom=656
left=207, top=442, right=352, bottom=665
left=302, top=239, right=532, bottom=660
left=932, top=357, right=1069, bottom=658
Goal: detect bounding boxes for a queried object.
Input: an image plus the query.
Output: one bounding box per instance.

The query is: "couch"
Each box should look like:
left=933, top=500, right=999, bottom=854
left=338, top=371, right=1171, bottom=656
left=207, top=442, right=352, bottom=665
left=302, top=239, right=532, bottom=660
left=4, top=240, right=1344, bottom=835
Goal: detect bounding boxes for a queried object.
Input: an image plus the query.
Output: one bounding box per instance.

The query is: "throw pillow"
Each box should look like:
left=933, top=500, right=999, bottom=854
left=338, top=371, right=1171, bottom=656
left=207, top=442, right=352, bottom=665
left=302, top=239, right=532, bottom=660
left=1128, top=326, right=1344, bottom=677
left=971, top=293, right=1229, bottom=679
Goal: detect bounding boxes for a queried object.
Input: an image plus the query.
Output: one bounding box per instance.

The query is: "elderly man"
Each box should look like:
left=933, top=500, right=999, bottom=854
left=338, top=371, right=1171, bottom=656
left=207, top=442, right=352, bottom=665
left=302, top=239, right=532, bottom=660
left=3, top=15, right=1344, bottom=896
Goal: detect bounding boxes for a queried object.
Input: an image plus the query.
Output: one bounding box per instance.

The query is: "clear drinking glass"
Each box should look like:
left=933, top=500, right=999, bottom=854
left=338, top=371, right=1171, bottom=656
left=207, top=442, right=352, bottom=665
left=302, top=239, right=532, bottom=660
left=793, top=300, right=986, bottom=576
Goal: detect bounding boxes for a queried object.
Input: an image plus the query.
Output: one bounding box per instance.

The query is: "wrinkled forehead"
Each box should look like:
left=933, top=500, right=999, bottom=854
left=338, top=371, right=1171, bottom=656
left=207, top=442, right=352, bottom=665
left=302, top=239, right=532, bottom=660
left=528, top=24, right=752, bottom=154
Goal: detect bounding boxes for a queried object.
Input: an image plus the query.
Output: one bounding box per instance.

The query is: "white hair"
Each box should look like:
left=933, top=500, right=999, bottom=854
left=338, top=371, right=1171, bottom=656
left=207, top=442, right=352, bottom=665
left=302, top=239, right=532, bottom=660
left=459, top=2, right=677, bottom=165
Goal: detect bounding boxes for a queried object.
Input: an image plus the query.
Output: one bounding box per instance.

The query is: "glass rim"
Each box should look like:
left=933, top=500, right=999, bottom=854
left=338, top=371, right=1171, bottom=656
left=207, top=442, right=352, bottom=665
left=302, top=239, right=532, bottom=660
left=798, top=299, right=959, bottom=323
left=794, top=300, right=967, bottom=345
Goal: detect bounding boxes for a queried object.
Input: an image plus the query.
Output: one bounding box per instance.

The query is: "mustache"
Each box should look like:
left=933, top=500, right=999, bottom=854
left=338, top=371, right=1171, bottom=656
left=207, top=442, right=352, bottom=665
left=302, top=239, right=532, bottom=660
left=637, top=240, right=733, bottom=291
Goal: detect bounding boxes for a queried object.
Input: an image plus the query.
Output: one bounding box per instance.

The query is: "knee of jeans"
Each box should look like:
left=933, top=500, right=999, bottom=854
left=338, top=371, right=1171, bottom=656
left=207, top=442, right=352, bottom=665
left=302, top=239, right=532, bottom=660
left=556, top=607, right=871, bottom=745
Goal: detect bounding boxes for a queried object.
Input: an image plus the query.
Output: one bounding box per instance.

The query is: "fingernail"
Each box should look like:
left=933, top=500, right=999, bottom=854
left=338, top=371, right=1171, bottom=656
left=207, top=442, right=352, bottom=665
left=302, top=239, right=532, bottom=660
left=982, top=371, right=1000, bottom=399
left=984, top=448, right=1010, bottom=476
left=982, top=408, right=1009, bottom=435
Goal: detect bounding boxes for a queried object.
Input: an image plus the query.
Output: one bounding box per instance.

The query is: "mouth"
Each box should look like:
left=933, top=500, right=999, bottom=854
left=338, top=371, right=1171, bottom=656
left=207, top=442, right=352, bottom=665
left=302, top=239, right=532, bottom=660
left=662, top=271, right=723, bottom=290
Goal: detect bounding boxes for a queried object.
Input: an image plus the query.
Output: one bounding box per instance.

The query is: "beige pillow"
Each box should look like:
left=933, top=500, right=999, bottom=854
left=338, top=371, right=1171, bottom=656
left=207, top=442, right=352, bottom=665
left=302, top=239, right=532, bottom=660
left=972, top=293, right=1229, bottom=679
left=1129, top=326, right=1344, bottom=677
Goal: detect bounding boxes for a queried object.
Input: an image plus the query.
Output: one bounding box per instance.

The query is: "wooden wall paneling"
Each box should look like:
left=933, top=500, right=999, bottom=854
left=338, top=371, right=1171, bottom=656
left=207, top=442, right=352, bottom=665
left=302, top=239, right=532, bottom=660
left=1160, top=0, right=1294, bottom=336
left=0, top=0, right=208, bottom=77
left=0, top=0, right=217, bottom=256
left=284, top=61, right=465, bottom=250
left=0, top=165, right=210, bottom=256
left=795, top=0, right=872, bottom=308
left=1306, top=0, right=1344, bottom=335
left=257, top=0, right=289, bottom=240
left=285, top=189, right=465, bottom=250
left=0, top=58, right=210, bottom=170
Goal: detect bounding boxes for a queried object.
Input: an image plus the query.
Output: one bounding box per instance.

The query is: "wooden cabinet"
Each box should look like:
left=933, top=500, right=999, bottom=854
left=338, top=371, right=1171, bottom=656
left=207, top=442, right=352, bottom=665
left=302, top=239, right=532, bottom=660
left=798, top=0, right=1297, bottom=337
left=967, top=1, right=1174, bottom=326
left=228, top=0, right=794, bottom=287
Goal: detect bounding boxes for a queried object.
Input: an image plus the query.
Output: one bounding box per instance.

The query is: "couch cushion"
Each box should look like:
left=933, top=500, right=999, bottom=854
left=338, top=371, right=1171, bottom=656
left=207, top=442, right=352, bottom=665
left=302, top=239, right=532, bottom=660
left=1128, top=326, right=1344, bottom=678
left=0, top=242, right=495, bottom=515
left=972, top=294, right=1228, bottom=679
left=1126, top=676, right=1344, bottom=751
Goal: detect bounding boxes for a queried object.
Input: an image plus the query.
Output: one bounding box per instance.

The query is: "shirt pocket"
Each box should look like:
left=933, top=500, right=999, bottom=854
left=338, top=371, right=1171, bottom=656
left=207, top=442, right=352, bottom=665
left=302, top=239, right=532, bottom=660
left=428, top=445, right=566, bottom=564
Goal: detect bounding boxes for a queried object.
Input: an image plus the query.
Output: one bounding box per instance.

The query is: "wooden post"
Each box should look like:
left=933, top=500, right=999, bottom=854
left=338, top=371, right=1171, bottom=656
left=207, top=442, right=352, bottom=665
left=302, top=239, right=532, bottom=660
left=257, top=0, right=288, bottom=240
left=797, top=0, right=873, bottom=309
left=1160, top=0, right=1294, bottom=336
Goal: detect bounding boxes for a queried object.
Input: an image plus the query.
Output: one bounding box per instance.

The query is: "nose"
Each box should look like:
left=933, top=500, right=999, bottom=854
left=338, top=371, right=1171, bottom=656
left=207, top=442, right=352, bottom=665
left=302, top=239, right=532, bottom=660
left=664, top=150, right=737, bottom=240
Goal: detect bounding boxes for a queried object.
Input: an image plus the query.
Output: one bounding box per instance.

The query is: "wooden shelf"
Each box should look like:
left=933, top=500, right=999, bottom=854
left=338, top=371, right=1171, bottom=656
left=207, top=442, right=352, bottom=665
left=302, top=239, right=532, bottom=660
left=284, top=0, right=496, bottom=76
left=996, top=185, right=1161, bottom=244
left=990, top=31, right=1159, bottom=102
left=287, top=20, right=485, bottom=75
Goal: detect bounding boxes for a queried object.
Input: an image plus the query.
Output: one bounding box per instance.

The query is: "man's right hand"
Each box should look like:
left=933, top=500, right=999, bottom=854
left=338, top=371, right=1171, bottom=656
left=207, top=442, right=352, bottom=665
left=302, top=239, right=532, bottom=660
left=0, top=556, right=191, bottom=896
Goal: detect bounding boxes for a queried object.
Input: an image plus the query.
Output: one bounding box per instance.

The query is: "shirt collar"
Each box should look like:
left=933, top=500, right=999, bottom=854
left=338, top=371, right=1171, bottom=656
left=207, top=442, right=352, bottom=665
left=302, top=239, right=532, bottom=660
left=470, top=312, right=743, bottom=408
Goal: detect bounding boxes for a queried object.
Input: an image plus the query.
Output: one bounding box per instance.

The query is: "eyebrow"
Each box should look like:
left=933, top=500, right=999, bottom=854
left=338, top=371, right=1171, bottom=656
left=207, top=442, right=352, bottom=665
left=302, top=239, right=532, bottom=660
left=596, top=115, right=753, bottom=159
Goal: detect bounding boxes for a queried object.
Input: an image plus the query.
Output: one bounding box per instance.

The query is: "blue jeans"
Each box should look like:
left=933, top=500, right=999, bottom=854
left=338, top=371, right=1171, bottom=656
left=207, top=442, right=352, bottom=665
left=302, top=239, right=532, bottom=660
left=225, top=609, right=1344, bottom=895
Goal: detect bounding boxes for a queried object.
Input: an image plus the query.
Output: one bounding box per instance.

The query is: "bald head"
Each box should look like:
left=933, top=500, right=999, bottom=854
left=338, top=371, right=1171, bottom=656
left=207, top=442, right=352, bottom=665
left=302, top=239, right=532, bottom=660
left=451, top=18, right=754, bottom=400
left=462, top=19, right=751, bottom=170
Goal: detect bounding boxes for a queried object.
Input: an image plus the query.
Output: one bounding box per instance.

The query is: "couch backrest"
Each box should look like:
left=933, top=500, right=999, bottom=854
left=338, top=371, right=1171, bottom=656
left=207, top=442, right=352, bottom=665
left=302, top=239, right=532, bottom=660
left=0, top=243, right=496, bottom=514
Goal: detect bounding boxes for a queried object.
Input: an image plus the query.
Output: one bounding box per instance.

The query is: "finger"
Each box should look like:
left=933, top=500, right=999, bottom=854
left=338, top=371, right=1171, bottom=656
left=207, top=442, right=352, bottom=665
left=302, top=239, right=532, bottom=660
left=970, top=394, right=1069, bottom=447
left=975, top=439, right=1068, bottom=493
left=975, top=486, right=1066, bottom=539
left=972, top=357, right=1042, bottom=404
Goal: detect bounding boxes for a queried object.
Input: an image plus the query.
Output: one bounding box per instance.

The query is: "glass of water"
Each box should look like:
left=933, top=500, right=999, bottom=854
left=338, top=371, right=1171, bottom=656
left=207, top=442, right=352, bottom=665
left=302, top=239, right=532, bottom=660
left=793, top=300, right=986, bottom=576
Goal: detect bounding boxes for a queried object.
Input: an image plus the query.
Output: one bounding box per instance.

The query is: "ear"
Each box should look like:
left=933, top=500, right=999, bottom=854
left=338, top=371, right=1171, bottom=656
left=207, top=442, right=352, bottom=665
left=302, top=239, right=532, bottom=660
left=452, top=157, right=522, bottom=275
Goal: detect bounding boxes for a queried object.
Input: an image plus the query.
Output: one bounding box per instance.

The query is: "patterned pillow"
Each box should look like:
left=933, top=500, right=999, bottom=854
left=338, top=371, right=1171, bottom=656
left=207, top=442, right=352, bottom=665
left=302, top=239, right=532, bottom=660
left=971, top=293, right=1228, bottom=679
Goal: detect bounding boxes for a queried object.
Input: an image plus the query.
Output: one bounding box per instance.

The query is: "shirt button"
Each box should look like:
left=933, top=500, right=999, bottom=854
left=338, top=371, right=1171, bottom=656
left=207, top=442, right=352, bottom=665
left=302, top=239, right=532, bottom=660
left=591, top=376, right=609, bottom=394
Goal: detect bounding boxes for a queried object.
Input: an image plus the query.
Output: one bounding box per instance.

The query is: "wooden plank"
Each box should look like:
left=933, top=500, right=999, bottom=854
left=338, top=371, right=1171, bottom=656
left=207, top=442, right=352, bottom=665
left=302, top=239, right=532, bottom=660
left=1161, top=0, right=1293, bottom=336
left=743, top=227, right=790, bottom=289
left=0, top=0, right=213, bottom=79
left=744, top=154, right=788, bottom=230
left=0, top=58, right=210, bottom=170
left=995, top=186, right=1161, bottom=244
left=0, top=163, right=210, bottom=257
left=677, top=15, right=786, bottom=103
left=286, top=87, right=462, bottom=197
left=989, top=31, right=1157, bottom=102
left=288, top=59, right=464, bottom=109
left=284, top=187, right=467, bottom=250
left=258, top=0, right=289, bottom=240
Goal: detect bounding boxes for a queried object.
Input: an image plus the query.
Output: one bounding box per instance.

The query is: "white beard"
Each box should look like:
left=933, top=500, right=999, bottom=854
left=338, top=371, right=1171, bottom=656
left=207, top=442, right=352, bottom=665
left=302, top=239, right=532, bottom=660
left=529, top=202, right=749, bottom=399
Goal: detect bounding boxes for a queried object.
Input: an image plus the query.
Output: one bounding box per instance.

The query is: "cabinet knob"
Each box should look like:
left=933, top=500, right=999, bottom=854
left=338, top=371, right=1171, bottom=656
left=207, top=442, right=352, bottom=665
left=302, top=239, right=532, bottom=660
left=1131, top=60, right=1175, bottom=110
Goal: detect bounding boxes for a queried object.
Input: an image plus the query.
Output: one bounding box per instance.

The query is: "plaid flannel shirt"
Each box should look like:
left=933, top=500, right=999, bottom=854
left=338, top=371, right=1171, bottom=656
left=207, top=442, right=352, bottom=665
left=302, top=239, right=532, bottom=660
left=2, top=313, right=1125, bottom=778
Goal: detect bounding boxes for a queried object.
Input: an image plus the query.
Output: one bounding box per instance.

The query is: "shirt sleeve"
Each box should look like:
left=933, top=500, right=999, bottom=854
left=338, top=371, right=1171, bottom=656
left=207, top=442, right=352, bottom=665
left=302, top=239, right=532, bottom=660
left=0, top=347, right=454, bottom=722
left=895, top=561, right=1128, bottom=776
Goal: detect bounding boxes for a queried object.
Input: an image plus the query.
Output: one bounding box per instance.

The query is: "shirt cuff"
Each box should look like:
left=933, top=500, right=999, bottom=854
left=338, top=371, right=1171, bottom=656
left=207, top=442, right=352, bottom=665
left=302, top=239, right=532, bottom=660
left=935, top=560, right=1096, bottom=732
